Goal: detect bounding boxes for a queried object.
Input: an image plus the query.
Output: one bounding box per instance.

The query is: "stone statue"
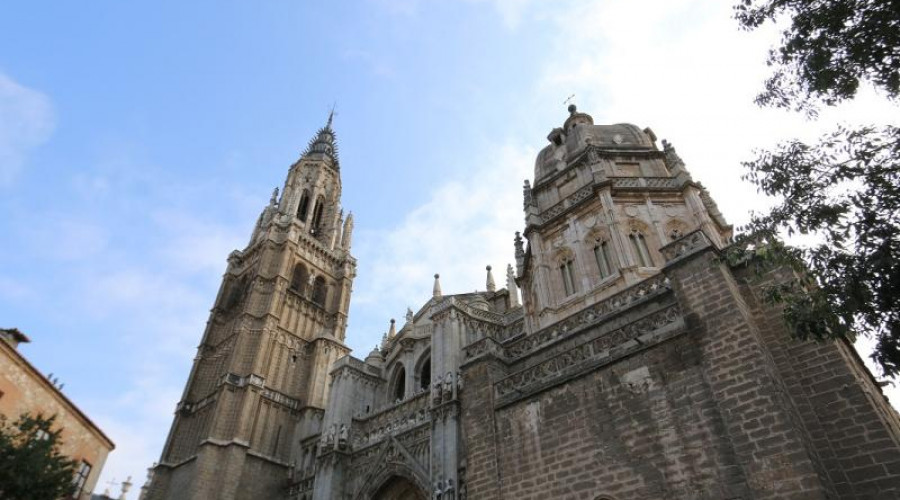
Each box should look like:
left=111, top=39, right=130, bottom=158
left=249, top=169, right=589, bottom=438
left=523, top=180, right=533, bottom=208
left=433, top=380, right=442, bottom=404
left=456, top=371, right=464, bottom=393
left=325, top=424, right=336, bottom=447
left=338, top=424, right=348, bottom=449
left=443, top=372, right=453, bottom=399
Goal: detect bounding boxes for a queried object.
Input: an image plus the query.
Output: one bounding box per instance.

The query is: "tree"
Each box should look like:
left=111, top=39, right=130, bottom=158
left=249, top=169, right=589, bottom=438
left=0, top=413, right=77, bottom=500
left=735, top=0, right=900, bottom=113
left=733, top=0, right=900, bottom=375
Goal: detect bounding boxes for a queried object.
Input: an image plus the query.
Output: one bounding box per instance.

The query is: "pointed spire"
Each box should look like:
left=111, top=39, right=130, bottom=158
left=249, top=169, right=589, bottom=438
left=326, top=105, right=335, bottom=130
left=433, top=273, right=442, bottom=298
left=301, top=110, right=340, bottom=169
left=486, top=265, right=496, bottom=292
left=507, top=264, right=520, bottom=307
left=388, top=318, right=396, bottom=338
left=341, top=212, right=354, bottom=250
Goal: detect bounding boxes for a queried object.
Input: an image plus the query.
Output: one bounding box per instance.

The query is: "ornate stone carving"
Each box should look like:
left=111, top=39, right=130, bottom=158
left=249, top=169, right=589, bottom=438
left=495, top=304, right=681, bottom=404
left=659, top=228, right=712, bottom=262
left=504, top=273, right=671, bottom=359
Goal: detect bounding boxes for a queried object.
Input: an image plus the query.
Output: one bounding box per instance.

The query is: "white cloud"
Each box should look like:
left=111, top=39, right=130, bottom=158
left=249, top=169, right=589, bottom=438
left=348, top=142, right=533, bottom=349
left=0, top=73, right=55, bottom=186
left=347, top=0, right=900, bottom=394
left=533, top=0, right=897, bottom=228
left=152, top=210, right=247, bottom=276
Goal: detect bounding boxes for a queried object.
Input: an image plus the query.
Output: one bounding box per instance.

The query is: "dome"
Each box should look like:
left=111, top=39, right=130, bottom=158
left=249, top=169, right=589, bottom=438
left=533, top=106, right=656, bottom=181
left=365, top=347, right=384, bottom=367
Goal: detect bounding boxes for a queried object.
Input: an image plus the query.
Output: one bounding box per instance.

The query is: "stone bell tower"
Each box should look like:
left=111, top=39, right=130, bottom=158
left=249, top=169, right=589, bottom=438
left=146, top=112, right=356, bottom=500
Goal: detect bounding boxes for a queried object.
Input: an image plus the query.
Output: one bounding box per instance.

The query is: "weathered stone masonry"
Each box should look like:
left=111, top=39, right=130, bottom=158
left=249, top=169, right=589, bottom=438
left=147, top=107, right=900, bottom=500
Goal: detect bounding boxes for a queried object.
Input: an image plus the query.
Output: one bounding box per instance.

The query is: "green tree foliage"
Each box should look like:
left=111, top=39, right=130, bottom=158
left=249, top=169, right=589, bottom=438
left=0, top=413, right=77, bottom=500
left=735, top=0, right=899, bottom=113
left=734, top=0, right=900, bottom=375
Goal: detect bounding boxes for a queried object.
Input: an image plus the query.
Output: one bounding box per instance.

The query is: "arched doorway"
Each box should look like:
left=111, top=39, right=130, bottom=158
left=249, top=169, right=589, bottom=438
left=371, top=475, right=427, bottom=500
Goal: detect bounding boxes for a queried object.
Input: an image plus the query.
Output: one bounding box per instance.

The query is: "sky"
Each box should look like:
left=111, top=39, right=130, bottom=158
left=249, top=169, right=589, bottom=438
left=1, top=0, right=897, bottom=493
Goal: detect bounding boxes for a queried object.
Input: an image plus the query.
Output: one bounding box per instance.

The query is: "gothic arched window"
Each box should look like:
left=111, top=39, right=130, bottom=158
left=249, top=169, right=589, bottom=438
left=419, top=357, right=431, bottom=391
left=297, top=190, right=310, bottom=222
left=311, top=276, right=327, bottom=306
left=289, top=264, right=308, bottom=295
left=310, top=196, right=325, bottom=235
left=629, top=230, right=653, bottom=267
left=392, top=365, right=406, bottom=401
left=593, top=240, right=614, bottom=279
left=559, top=259, right=577, bottom=296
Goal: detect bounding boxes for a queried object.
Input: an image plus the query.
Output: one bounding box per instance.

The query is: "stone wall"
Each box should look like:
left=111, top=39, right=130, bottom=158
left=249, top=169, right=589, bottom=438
left=736, top=264, right=900, bottom=498
left=460, top=242, right=900, bottom=499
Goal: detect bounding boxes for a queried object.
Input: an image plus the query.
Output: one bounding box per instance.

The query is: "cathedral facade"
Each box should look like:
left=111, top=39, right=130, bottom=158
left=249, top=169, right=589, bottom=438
left=146, top=107, right=900, bottom=500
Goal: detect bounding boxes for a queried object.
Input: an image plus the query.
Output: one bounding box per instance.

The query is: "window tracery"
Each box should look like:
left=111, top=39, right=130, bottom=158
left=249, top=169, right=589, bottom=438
left=628, top=230, right=652, bottom=267
left=290, top=264, right=308, bottom=295
left=297, top=190, right=310, bottom=222
left=312, top=276, right=327, bottom=306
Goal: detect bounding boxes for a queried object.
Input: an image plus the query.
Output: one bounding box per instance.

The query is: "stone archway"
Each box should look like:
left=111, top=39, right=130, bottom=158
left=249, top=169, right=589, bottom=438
left=371, top=475, right=427, bottom=500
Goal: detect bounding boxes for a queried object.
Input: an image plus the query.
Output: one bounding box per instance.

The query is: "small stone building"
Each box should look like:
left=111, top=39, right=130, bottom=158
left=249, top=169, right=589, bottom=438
left=0, top=328, right=115, bottom=499
left=147, top=107, right=900, bottom=499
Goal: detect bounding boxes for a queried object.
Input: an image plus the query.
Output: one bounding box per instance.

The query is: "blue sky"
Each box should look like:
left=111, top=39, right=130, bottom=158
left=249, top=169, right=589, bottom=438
left=2, top=0, right=897, bottom=492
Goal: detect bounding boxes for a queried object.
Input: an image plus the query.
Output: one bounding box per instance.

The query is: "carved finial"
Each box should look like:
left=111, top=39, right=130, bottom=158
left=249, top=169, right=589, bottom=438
left=433, top=274, right=442, bottom=298
left=388, top=318, right=396, bottom=338
left=662, top=139, right=686, bottom=172
left=514, top=232, right=524, bottom=257
left=341, top=212, right=354, bottom=250
left=270, top=187, right=279, bottom=205
left=507, top=264, right=520, bottom=307
left=120, top=476, right=132, bottom=500
left=522, top=180, right=533, bottom=208
left=486, top=265, right=496, bottom=292
left=406, top=307, right=414, bottom=323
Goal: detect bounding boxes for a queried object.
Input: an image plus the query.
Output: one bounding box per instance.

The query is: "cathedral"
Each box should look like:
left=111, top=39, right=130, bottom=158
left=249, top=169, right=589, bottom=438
left=145, top=106, right=900, bottom=499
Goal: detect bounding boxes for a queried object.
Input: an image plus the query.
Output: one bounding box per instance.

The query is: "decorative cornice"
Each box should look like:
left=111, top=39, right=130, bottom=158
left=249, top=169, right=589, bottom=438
left=502, top=273, right=672, bottom=360
left=660, top=228, right=714, bottom=265
left=494, top=304, right=684, bottom=408
left=532, top=144, right=665, bottom=191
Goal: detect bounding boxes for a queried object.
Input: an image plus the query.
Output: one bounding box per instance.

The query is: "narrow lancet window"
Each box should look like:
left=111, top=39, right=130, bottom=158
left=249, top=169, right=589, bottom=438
left=297, top=190, right=310, bottom=222
left=419, top=358, right=431, bottom=391
left=594, top=241, right=613, bottom=279
left=312, top=276, right=327, bottom=305
left=310, top=197, right=325, bottom=235
left=393, top=366, right=406, bottom=401
left=290, top=264, right=308, bottom=295
left=629, top=231, right=652, bottom=267
left=560, top=260, right=576, bottom=296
